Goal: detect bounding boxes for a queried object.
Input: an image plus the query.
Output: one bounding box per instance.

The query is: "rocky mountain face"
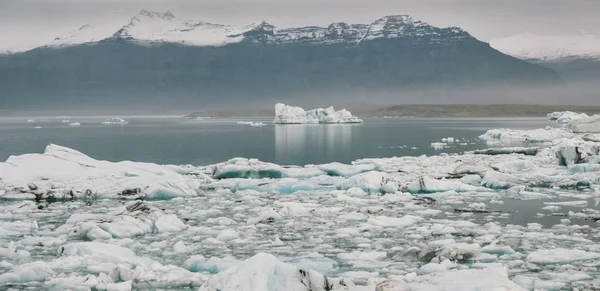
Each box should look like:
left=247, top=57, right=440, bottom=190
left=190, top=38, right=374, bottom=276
left=0, top=10, right=561, bottom=109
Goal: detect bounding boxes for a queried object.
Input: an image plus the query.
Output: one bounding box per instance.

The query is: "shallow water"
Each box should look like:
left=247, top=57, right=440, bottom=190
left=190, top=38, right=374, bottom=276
left=0, top=116, right=553, bottom=165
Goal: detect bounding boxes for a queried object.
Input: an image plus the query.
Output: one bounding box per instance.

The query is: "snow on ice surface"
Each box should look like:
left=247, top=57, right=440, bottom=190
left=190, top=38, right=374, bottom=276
left=273, top=103, right=363, bottom=124
left=4, top=121, right=600, bottom=289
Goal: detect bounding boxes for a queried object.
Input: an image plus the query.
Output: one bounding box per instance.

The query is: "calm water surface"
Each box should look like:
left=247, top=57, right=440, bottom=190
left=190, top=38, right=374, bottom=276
left=0, top=116, right=554, bottom=165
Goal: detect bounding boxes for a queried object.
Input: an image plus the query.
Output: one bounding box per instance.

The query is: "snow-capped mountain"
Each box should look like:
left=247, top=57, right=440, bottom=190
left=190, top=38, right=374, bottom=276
left=0, top=10, right=562, bottom=109
left=490, top=31, right=600, bottom=62
left=46, top=10, right=470, bottom=50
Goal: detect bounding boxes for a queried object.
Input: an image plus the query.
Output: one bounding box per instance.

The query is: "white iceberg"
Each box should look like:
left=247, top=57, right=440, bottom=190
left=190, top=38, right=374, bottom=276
left=101, top=118, right=129, bottom=125
left=68, top=122, right=81, bottom=127
left=273, top=103, right=363, bottom=124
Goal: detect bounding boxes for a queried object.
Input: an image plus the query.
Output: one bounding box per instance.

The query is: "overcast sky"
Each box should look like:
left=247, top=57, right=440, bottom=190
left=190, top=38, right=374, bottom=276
left=1, top=0, right=599, bottom=51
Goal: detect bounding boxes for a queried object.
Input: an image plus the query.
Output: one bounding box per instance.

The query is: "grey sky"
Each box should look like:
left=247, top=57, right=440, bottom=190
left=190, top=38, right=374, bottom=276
left=1, top=0, right=599, bottom=51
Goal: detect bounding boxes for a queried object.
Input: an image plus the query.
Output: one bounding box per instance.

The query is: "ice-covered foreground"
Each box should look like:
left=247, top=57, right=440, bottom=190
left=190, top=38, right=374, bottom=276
left=273, top=103, right=363, bottom=124
left=3, top=123, right=600, bottom=290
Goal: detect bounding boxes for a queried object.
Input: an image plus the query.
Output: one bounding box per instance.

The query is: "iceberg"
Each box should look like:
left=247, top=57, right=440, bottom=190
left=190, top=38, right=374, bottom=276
left=273, top=103, right=363, bottom=124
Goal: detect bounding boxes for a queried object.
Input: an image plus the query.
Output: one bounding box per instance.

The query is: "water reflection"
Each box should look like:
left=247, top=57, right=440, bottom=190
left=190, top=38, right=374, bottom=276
left=275, top=124, right=356, bottom=165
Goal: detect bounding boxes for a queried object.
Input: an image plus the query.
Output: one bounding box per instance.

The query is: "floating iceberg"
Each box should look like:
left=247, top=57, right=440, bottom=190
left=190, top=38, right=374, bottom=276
left=273, top=103, right=363, bottom=124
left=101, top=118, right=129, bottom=125
left=68, top=122, right=81, bottom=127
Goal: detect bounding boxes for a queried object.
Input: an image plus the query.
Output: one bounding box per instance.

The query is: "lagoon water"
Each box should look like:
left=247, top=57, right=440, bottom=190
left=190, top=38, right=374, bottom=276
left=0, top=116, right=553, bottom=166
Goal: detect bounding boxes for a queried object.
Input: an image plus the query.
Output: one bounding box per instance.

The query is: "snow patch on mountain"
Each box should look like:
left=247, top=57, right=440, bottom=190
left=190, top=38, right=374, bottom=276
left=43, top=10, right=471, bottom=51
left=490, top=31, right=600, bottom=62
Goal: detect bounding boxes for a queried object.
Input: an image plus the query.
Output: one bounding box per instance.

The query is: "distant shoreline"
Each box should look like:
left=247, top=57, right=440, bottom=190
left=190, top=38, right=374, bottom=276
left=3, top=104, right=600, bottom=118
left=186, top=104, right=600, bottom=118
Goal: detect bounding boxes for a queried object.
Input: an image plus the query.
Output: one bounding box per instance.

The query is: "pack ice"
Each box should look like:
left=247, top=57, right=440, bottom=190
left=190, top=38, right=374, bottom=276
left=273, top=103, right=363, bottom=124
left=2, top=115, right=600, bottom=290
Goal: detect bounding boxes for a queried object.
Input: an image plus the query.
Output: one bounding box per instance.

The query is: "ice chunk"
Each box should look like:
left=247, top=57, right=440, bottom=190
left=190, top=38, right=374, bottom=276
left=237, top=121, right=266, bottom=127
left=317, top=162, right=375, bottom=177
left=543, top=200, right=587, bottom=207
left=211, top=158, right=287, bottom=179
left=527, top=248, right=600, bottom=264
left=567, top=116, right=600, bottom=133
left=480, top=127, right=572, bottom=145
left=337, top=171, right=397, bottom=194
left=474, top=147, right=539, bottom=156
left=59, top=242, right=140, bottom=264
left=0, top=144, right=206, bottom=200
left=284, top=254, right=339, bottom=276
left=409, top=266, right=523, bottom=290
left=216, top=229, right=240, bottom=242
left=198, top=253, right=346, bottom=291
left=273, top=103, right=363, bottom=124
left=418, top=259, right=457, bottom=274
left=430, top=142, right=447, bottom=150
left=101, top=118, right=128, bottom=125
left=547, top=111, right=589, bottom=124
left=58, top=201, right=186, bottom=239
left=0, top=261, right=55, bottom=285
left=68, top=122, right=81, bottom=126
left=184, top=255, right=241, bottom=273
left=405, top=176, right=481, bottom=194
left=337, top=251, right=387, bottom=261
left=376, top=280, right=409, bottom=291
left=367, top=215, right=422, bottom=228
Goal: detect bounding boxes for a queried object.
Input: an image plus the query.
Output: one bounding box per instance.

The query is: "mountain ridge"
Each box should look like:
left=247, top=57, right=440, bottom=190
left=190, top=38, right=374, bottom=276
left=8, top=10, right=472, bottom=53
left=0, top=11, right=564, bottom=109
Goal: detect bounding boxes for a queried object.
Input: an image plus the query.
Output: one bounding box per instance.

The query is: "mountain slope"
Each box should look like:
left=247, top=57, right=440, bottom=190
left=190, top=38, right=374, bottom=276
left=0, top=11, right=561, bottom=109
left=491, top=32, right=600, bottom=82
left=491, top=32, right=600, bottom=62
